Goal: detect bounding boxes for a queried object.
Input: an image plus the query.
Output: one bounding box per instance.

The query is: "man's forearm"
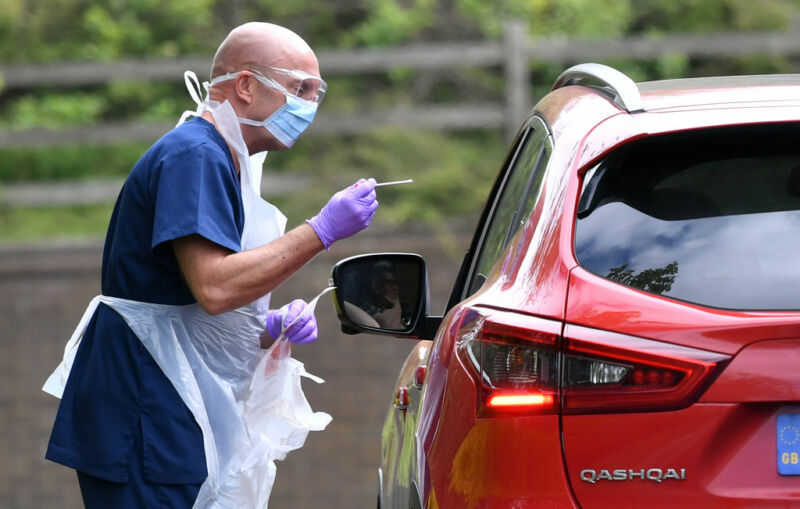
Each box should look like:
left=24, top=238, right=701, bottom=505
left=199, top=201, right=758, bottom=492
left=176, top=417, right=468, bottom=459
left=173, top=223, right=324, bottom=315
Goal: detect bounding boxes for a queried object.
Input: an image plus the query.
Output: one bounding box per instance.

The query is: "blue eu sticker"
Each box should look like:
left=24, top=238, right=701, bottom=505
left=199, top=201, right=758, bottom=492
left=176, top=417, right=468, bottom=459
left=777, top=414, right=800, bottom=475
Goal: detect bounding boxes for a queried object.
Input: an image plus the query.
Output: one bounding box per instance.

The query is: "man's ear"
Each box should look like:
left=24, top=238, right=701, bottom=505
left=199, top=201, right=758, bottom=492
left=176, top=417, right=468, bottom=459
left=234, top=72, right=255, bottom=105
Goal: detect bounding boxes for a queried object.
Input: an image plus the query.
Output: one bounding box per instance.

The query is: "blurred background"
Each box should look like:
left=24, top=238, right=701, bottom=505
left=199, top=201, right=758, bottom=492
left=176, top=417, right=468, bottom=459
left=2, top=1, right=800, bottom=507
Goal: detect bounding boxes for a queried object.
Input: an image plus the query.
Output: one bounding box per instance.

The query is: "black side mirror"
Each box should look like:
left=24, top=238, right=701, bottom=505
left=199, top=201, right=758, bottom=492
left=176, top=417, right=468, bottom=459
left=330, top=253, right=441, bottom=339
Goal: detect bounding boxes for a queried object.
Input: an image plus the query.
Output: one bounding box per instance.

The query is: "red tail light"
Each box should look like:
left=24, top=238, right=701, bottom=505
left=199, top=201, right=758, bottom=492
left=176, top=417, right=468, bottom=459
left=455, top=308, right=730, bottom=416
left=487, top=393, right=555, bottom=408
left=563, top=324, right=730, bottom=414
left=455, top=308, right=560, bottom=417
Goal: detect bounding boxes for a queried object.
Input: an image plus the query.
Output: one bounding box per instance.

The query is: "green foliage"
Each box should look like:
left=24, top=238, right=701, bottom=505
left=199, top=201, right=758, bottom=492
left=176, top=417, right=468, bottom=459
left=0, top=143, right=148, bottom=181
left=361, top=130, right=503, bottom=224
left=106, top=81, right=187, bottom=122
left=264, top=129, right=504, bottom=226
left=344, top=0, right=437, bottom=47
left=0, top=203, right=113, bottom=241
left=1, top=92, right=106, bottom=129
left=2, top=0, right=800, bottom=242
left=457, top=0, right=634, bottom=39
left=2, top=0, right=799, bottom=61
left=0, top=0, right=219, bottom=63
left=631, top=0, right=796, bottom=34
left=0, top=82, right=188, bottom=130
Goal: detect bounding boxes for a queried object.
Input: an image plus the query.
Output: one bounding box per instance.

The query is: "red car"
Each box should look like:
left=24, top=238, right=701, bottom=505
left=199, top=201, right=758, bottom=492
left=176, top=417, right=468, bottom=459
left=331, top=63, right=800, bottom=508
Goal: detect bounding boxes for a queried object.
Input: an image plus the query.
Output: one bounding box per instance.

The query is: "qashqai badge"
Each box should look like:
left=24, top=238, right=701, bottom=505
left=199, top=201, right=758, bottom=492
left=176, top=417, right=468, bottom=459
left=580, top=468, right=686, bottom=484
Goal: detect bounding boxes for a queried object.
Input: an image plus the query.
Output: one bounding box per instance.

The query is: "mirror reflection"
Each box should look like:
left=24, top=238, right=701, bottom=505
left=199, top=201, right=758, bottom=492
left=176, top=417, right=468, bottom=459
left=337, top=257, right=421, bottom=331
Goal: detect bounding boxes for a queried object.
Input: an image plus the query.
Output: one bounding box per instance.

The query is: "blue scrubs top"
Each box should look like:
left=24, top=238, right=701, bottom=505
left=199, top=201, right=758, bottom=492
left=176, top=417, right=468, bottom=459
left=46, top=118, right=244, bottom=484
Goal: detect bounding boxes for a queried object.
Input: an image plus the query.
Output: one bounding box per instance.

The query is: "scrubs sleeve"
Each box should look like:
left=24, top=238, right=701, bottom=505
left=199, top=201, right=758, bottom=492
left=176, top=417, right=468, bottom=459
left=151, top=143, right=242, bottom=253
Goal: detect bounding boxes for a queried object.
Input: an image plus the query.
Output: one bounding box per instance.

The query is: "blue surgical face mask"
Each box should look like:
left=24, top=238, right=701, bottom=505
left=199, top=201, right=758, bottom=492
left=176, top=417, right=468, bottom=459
left=209, top=70, right=321, bottom=148
left=237, top=94, right=317, bottom=148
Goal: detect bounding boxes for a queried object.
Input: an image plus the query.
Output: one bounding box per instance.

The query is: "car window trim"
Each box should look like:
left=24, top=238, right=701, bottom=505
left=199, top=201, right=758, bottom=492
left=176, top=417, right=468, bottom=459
left=459, top=115, right=553, bottom=302
left=503, top=139, right=549, bottom=248
left=463, top=127, right=534, bottom=296
left=443, top=122, right=534, bottom=312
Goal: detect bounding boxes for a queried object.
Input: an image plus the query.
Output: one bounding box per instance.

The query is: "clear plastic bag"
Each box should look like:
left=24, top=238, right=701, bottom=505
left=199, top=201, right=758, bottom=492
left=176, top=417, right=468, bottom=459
left=194, top=288, right=334, bottom=508
left=218, top=334, right=331, bottom=507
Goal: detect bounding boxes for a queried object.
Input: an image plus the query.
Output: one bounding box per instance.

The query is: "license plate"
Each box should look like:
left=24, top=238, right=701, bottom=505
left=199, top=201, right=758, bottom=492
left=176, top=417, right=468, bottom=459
left=777, top=414, right=800, bottom=475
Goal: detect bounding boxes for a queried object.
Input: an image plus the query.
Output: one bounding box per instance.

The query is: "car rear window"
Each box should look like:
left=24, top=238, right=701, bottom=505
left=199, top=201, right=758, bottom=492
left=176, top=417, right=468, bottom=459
left=574, top=123, right=800, bottom=310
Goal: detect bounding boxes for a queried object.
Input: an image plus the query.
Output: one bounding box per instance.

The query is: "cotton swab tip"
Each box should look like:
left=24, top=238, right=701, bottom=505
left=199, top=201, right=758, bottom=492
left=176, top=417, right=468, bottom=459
left=375, top=179, right=414, bottom=187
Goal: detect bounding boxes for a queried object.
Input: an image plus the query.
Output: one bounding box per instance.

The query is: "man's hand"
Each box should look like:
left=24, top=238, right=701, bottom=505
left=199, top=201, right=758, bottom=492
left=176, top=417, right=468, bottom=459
left=265, top=299, right=318, bottom=344
left=306, top=178, right=379, bottom=249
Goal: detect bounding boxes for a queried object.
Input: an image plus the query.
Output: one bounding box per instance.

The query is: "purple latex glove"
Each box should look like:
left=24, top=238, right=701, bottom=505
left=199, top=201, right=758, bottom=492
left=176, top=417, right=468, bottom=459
left=265, top=299, right=318, bottom=345
left=306, top=178, right=379, bottom=249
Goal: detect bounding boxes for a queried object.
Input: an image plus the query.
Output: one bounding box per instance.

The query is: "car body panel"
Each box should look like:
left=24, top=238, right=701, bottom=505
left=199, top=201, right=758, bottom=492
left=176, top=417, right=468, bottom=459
left=429, top=414, right=573, bottom=508
left=565, top=267, right=800, bottom=356
left=638, top=77, right=800, bottom=110
left=575, top=98, right=800, bottom=173
left=701, top=340, right=800, bottom=403
left=423, top=343, right=575, bottom=508
left=562, top=403, right=800, bottom=507
left=381, top=340, right=432, bottom=508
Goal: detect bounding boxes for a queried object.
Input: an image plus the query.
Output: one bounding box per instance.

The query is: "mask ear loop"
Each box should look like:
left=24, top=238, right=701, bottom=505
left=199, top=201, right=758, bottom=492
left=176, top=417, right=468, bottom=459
left=185, top=70, right=204, bottom=105
left=177, top=70, right=207, bottom=126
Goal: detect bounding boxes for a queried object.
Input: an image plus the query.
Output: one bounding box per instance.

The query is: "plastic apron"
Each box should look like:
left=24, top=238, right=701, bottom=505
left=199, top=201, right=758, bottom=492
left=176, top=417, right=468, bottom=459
left=43, top=71, right=332, bottom=508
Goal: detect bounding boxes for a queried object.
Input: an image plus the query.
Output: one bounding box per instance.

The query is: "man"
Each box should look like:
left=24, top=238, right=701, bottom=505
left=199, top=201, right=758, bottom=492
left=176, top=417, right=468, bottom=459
left=45, top=22, right=378, bottom=507
left=369, top=262, right=408, bottom=330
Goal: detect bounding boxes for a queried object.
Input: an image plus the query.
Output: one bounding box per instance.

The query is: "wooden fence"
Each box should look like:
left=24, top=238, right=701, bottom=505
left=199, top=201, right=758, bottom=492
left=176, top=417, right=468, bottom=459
left=2, top=20, right=800, bottom=206
left=3, top=20, right=800, bottom=148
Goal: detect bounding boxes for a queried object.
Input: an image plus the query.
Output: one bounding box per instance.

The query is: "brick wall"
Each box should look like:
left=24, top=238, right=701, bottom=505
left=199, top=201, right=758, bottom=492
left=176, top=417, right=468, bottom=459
left=0, top=224, right=470, bottom=508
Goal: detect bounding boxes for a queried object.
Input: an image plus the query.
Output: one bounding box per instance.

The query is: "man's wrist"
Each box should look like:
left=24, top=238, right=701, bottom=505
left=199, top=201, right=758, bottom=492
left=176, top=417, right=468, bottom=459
left=305, top=217, right=332, bottom=249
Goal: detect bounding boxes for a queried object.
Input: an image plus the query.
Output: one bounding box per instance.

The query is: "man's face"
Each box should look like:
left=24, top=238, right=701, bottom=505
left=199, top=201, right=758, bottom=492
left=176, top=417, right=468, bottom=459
left=245, top=53, right=322, bottom=151
left=247, top=72, right=287, bottom=144
left=377, top=272, right=400, bottom=301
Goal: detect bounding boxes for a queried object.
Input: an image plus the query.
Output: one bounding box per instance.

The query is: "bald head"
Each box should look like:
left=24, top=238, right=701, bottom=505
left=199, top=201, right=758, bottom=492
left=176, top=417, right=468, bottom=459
left=211, top=22, right=318, bottom=79
left=204, top=23, right=321, bottom=153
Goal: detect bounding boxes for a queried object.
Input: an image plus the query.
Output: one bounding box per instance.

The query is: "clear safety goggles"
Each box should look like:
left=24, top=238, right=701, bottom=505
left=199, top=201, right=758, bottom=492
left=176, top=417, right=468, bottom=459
left=211, top=67, right=327, bottom=105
